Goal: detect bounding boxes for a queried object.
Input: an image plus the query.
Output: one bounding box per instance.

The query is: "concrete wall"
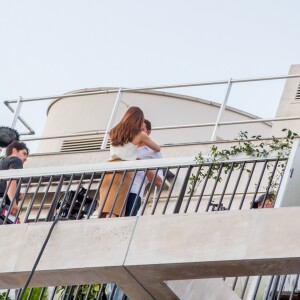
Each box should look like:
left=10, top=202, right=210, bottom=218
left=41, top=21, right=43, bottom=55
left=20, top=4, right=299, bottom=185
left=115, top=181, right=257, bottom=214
left=272, top=64, right=300, bottom=137
left=1, top=208, right=300, bottom=299
left=37, top=89, right=271, bottom=153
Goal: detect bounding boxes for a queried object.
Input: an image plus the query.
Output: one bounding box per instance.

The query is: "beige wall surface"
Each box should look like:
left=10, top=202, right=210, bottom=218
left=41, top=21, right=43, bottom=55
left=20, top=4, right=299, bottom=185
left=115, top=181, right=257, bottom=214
left=272, top=64, right=300, bottom=137
left=1, top=208, right=300, bottom=299
left=37, top=89, right=271, bottom=153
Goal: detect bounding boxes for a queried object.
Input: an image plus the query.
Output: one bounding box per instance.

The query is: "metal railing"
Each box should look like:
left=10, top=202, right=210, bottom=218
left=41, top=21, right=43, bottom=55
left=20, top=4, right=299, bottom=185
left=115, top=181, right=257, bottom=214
left=0, top=155, right=296, bottom=299
left=0, top=156, right=287, bottom=223
left=3, top=73, right=300, bottom=151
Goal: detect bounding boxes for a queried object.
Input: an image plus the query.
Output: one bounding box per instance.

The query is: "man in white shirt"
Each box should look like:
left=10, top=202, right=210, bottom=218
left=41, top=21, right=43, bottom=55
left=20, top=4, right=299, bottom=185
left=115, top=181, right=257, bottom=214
left=125, top=119, right=163, bottom=216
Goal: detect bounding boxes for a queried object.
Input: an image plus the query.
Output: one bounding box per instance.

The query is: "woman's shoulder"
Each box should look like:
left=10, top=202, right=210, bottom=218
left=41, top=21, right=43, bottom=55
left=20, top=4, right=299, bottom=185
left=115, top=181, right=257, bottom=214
left=131, top=131, right=146, bottom=144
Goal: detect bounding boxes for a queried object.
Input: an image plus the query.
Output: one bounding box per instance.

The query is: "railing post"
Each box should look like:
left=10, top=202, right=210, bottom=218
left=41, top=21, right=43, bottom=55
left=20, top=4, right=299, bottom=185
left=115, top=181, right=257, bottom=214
left=0, top=96, right=23, bottom=156
left=210, top=79, right=232, bottom=141
left=11, top=96, right=23, bottom=129
left=101, top=88, right=123, bottom=150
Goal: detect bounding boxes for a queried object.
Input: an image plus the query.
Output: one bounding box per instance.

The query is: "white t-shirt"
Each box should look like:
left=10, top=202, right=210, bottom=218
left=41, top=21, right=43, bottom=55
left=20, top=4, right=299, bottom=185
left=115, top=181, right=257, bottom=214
left=130, top=146, right=163, bottom=196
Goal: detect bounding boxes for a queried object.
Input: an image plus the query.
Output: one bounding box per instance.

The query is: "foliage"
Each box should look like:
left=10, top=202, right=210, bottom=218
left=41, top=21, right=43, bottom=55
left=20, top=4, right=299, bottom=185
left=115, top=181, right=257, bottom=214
left=56, top=284, right=107, bottom=300
left=191, top=129, right=298, bottom=195
left=0, top=292, right=12, bottom=300
left=20, top=288, right=48, bottom=300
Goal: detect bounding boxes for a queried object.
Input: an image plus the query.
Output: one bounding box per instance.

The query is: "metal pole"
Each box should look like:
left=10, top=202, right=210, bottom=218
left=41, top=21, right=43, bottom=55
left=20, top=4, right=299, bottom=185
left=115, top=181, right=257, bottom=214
left=1, top=96, right=23, bottom=156
left=11, top=96, right=23, bottom=129
left=210, top=79, right=232, bottom=141
left=101, top=88, right=123, bottom=150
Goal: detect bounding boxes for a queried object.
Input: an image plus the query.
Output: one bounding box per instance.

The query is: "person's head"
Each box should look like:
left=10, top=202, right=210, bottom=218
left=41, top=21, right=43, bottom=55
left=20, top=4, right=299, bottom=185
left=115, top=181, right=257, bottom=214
left=6, top=141, right=29, bottom=163
left=110, top=106, right=144, bottom=146
left=252, top=193, right=275, bottom=209
left=142, top=119, right=152, bottom=136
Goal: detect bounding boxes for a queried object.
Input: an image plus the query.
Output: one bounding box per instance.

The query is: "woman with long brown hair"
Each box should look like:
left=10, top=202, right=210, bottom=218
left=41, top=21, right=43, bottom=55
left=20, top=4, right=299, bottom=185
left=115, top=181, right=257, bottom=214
left=98, top=106, right=160, bottom=218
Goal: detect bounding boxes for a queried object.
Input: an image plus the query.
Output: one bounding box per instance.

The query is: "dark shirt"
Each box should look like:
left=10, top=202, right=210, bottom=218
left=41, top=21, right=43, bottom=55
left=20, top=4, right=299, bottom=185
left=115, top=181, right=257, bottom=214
left=0, top=156, right=23, bottom=205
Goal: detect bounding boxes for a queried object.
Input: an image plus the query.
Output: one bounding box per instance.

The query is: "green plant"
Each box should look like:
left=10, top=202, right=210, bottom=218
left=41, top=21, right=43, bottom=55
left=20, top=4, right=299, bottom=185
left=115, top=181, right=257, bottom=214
left=21, top=288, right=48, bottom=300
left=56, top=284, right=107, bottom=300
left=191, top=129, right=298, bottom=196
left=0, top=292, right=12, bottom=300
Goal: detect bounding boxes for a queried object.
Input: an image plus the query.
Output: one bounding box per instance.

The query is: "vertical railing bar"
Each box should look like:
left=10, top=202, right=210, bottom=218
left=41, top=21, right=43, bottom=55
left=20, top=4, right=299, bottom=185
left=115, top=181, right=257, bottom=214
left=72, top=285, right=80, bottom=300
left=264, top=275, right=275, bottom=300
left=227, top=162, right=245, bottom=210
left=87, top=172, right=105, bottom=218
left=3, top=178, right=22, bottom=224
left=232, top=277, right=238, bottom=291
left=54, top=174, right=74, bottom=218
left=119, top=169, right=138, bottom=217
left=76, top=173, right=95, bottom=220
left=14, top=176, right=33, bottom=223
left=97, top=171, right=116, bottom=218
left=96, top=284, right=106, bottom=300
left=108, top=284, right=117, bottom=300
left=267, top=275, right=280, bottom=300
left=49, top=286, right=57, bottom=300
left=34, top=176, right=53, bottom=222
left=4, top=289, right=11, bottom=300
left=210, top=78, right=232, bottom=141
left=45, top=175, right=65, bottom=221
left=261, top=159, right=279, bottom=208
left=37, top=287, right=46, bottom=300
left=26, top=288, right=33, bottom=300
left=238, top=161, right=257, bottom=210
left=240, top=276, right=250, bottom=299
left=251, top=275, right=262, bottom=300
left=194, top=163, right=214, bottom=212
left=249, top=160, right=268, bottom=209
left=61, top=285, right=70, bottom=300
left=66, top=174, right=84, bottom=219
left=205, top=163, right=224, bottom=212
left=276, top=275, right=287, bottom=300
left=140, top=168, right=160, bottom=215
left=121, top=293, right=128, bottom=300
left=217, top=163, right=235, bottom=210
left=184, top=165, right=202, bottom=213
left=11, top=96, right=23, bottom=129
left=16, top=289, right=23, bottom=300
left=173, top=165, right=193, bottom=214
left=162, top=167, right=181, bottom=215
left=129, top=169, right=148, bottom=216
left=276, top=159, right=288, bottom=197
left=288, top=274, right=299, bottom=300
left=101, top=88, right=123, bottom=150
left=150, top=167, right=169, bottom=215
left=84, top=285, right=93, bottom=300
left=23, top=176, right=43, bottom=223
left=108, top=170, right=128, bottom=218
left=0, top=178, right=12, bottom=209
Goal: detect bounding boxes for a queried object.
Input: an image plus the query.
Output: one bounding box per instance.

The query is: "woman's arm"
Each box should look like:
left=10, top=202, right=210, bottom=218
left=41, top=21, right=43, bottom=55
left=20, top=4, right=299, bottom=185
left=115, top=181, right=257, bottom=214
left=133, top=131, right=161, bottom=152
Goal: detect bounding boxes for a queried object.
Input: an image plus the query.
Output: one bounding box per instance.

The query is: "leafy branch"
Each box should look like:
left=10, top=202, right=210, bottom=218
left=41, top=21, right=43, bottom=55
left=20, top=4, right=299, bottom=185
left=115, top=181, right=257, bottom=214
left=190, top=129, right=298, bottom=195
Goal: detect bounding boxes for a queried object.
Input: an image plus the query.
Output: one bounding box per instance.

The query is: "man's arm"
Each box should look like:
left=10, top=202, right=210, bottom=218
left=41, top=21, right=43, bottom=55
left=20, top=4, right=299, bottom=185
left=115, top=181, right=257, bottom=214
left=7, top=180, right=19, bottom=215
left=7, top=157, right=23, bottom=216
left=146, top=170, right=162, bottom=188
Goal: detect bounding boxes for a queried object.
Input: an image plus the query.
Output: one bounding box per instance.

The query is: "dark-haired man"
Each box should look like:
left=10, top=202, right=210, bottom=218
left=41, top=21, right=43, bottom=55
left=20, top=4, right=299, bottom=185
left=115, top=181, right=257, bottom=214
left=125, top=119, right=163, bottom=216
left=0, top=141, right=29, bottom=219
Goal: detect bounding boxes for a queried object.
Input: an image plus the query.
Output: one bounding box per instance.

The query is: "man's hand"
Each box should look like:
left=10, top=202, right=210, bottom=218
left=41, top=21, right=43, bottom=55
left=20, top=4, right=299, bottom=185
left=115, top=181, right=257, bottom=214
left=18, top=193, right=24, bottom=202
left=10, top=203, right=19, bottom=216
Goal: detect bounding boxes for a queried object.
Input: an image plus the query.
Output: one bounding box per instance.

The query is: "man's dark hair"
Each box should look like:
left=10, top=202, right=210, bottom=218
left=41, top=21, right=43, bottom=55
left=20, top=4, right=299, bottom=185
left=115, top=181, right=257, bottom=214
left=6, top=141, right=29, bottom=156
left=144, top=119, right=152, bottom=131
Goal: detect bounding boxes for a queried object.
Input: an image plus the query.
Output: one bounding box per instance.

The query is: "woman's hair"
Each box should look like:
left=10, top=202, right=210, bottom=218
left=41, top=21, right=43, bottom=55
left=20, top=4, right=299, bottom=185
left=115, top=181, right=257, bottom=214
left=110, top=107, right=144, bottom=146
left=6, top=141, right=29, bottom=156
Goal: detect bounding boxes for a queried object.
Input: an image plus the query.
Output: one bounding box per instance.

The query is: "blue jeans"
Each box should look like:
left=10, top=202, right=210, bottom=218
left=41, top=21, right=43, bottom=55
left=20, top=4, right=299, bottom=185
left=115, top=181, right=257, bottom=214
left=125, top=193, right=141, bottom=216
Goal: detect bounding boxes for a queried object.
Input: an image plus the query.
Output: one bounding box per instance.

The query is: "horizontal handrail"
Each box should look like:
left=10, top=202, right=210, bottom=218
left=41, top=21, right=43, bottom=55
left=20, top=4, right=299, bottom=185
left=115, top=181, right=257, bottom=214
left=19, top=115, right=300, bottom=143
left=0, top=155, right=287, bottom=179
left=4, top=73, right=300, bottom=103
